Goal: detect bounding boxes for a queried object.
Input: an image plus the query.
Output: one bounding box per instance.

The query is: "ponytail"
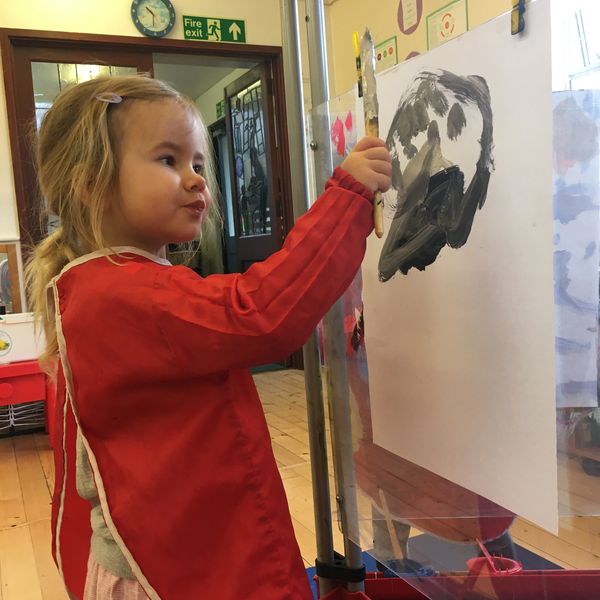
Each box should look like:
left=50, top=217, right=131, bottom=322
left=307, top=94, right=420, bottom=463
left=25, top=228, right=78, bottom=372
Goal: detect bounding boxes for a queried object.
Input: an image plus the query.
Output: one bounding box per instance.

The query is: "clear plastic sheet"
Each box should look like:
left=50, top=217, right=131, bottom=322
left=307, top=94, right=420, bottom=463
left=308, top=1, right=600, bottom=597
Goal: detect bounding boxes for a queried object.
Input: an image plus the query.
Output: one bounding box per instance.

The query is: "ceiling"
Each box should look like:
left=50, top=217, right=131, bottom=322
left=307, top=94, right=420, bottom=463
left=154, top=53, right=257, bottom=99
left=155, top=62, right=234, bottom=99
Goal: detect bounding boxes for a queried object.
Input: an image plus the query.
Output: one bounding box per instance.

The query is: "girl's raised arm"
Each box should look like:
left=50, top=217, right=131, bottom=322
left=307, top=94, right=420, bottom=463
left=153, top=168, right=374, bottom=375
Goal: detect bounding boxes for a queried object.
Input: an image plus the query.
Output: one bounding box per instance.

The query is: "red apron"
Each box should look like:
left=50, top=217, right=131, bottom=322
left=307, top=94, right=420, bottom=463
left=50, top=169, right=373, bottom=599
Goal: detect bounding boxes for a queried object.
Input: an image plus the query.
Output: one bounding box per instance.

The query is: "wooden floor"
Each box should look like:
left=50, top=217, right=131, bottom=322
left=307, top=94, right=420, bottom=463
left=3, top=369, right=600, bottom=598
left=0, top=432, right=64, bottom=600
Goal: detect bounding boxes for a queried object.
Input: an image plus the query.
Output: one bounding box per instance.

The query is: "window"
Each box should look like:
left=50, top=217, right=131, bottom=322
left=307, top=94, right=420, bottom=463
left=552, top=0, right=600, bottom=90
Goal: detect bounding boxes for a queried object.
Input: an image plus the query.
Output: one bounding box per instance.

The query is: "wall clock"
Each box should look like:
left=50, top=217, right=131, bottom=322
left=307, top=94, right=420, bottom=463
left=131, top=0, right=176, bottom=38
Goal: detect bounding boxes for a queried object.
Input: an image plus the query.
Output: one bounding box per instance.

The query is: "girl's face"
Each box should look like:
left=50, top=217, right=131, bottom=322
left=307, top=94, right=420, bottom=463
left=102, top=98, right=211, bottom=255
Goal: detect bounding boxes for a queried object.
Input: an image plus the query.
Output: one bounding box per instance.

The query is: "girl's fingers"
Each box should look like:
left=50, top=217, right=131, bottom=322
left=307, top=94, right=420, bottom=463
left=369, top=159, right=393, bottom=176
left=341, top=136, right=392, bottom=191
left=377, top=173, right=392, bottom=192
left=354, top=136, right=387, bottom=152
left=362, top=145, right=391, bottom=159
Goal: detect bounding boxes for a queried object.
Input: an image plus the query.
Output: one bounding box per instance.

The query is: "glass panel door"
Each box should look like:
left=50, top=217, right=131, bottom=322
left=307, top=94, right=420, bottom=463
left=229, top=79, right=270, bottom=237
left=6, top=43, right=152, bottom=247
left=31, top=62, right=138, bottom=235
left=225, top=65, right=281, bottom=272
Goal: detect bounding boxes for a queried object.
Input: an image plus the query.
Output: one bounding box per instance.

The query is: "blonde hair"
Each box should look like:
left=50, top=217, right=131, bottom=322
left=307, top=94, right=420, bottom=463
left=25, top=74, right=221, bottom=368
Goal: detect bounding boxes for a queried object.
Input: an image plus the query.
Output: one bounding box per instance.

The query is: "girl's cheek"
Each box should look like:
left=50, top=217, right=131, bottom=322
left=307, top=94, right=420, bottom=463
left=204, top=190, right=214, bottom=211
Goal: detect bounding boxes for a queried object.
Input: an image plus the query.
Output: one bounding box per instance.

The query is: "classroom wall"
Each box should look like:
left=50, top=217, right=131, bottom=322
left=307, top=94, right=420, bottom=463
left=0, top=0, right=512, bottom=241
left=0, top=50, right=19, bottom=241
left=0, top=1, right=282, bottom=42
left=324, top=0, right=512, bottom=98
left=0, top=0, right=282, bottom=241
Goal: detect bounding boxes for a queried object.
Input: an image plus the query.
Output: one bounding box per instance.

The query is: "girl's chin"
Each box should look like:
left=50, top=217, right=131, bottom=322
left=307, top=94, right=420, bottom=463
left=174, top=224, right=204, bottom=241
left=168, top=232, right=202, bottom=245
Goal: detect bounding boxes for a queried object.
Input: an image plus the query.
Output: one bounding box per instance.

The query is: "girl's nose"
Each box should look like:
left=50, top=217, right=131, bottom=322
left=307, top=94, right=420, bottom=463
left=185, top=170, right=206, bottom=192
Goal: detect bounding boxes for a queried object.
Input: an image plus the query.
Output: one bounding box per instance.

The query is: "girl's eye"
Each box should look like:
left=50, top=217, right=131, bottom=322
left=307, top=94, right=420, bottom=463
left=159, top=155, right=175, bottom=166
left=193, top=164, right=205, bottom=176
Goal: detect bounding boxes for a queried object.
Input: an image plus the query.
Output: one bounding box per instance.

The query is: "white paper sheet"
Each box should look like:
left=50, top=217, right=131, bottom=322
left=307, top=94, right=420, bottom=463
left=363, top=0, right=559, bottom=533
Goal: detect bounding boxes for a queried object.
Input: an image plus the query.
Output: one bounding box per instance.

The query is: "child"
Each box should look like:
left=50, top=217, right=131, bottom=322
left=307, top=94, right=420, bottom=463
left=26, top=75, right=391, bottom=600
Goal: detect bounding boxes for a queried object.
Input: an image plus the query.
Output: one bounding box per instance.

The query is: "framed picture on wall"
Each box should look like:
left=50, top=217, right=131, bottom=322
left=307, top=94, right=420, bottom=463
left=0, top=242, right=24, bottom=313
left=426, top=0, right=468, bottom=50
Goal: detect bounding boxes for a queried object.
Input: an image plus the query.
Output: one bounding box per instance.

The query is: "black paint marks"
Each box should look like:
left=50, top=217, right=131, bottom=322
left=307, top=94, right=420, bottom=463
left=447, top=103, right=467, bottom=140
left=379, top=69, right=494, bottom=281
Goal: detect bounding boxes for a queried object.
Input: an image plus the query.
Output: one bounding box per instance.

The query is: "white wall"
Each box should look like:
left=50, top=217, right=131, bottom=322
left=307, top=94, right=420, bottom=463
left=0, top=44, right=19, bottom=241
left=0, top=1, right=282, bottom=43
left=0, top=0, right=514, bottom=241
left=0, top=0, right=282, bottom=241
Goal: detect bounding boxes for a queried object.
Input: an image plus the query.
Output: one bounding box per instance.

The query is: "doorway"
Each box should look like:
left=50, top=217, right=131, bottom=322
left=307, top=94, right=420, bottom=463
left=152, top=53, right=255, bottom=275
left=0, top=30, right=294, bottom=258
left=152, top=53, right=283, bottom=275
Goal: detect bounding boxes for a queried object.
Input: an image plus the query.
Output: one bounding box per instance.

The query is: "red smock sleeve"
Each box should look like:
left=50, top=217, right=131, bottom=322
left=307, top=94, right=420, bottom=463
left=153, top=167, right=373, bottom=375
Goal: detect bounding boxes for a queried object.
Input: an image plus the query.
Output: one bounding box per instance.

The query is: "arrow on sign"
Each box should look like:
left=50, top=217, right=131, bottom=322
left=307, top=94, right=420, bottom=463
left=229, top=22, right=241, bottom=41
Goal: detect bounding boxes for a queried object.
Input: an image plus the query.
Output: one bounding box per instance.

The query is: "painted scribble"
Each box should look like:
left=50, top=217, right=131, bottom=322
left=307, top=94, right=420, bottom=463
left=379, top=69, right=494, bottom=281
left=552, top=91, right=600, bottom=408
left=330, top=110, right=355, bottom=158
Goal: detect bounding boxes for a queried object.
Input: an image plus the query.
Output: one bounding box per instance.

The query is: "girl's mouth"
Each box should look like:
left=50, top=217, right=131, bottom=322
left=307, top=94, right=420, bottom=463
left=184, top=200, right=205, bottom=216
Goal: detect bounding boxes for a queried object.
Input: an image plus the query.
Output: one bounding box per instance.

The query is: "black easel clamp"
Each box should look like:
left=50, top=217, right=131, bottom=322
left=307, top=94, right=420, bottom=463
left=315, top=551, right=366, bottom=583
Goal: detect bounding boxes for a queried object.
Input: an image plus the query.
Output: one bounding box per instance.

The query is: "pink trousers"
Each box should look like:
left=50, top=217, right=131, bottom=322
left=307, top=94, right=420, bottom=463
left=83, top=553, right=148, bottom=600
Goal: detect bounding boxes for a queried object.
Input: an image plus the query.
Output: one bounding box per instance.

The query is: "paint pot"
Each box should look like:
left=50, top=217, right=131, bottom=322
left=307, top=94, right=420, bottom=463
left=463, top=556, right=523, bottom=599
left=466, top=555, right=522, bottom=577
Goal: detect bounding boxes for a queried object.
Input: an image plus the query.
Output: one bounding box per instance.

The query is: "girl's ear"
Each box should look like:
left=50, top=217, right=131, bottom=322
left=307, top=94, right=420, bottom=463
left=84, top=179, right=118, bottom=214
left=80, top=180, right=94, bottom=207
left=72, top=164, right=93, bottom=207
left=81, top=181, right=112, bottom=212
left=101, top=186, right=120, bottom=214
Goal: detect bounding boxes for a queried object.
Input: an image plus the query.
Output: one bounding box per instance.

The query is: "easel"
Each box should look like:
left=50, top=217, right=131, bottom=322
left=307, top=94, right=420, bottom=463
left=281, top=1, right=600, bottom=598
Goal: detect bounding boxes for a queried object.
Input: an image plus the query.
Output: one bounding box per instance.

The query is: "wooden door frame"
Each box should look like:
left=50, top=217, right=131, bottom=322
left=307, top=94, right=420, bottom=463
left=0, top=28, right=294, bottom=249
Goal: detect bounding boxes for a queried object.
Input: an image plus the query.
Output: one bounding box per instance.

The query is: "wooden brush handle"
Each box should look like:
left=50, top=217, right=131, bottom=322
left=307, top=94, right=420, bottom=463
left=373, top=191, right=384, bottom=238
left=365, top=119, right=384, bottom=238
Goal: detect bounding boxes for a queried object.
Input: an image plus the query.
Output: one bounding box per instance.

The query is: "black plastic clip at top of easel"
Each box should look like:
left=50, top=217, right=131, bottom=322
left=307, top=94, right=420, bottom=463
left=315, top=551, right=366, bottom=583
left=511, top=0, right=526, bottom=35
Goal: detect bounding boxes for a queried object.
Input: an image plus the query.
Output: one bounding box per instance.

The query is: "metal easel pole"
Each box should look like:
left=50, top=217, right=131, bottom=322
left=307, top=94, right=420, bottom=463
left=304, top=0, right=365, bottom=593
left=280, top=1, right=336, bottom=595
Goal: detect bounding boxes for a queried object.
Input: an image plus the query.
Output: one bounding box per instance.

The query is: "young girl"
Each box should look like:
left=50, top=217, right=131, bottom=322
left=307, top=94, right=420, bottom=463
left=27, top=75, right=391, bottom=600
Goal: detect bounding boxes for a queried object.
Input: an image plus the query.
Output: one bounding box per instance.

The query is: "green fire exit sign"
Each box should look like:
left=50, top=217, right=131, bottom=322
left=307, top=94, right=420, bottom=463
left=183, top=16, right=246, bottom=43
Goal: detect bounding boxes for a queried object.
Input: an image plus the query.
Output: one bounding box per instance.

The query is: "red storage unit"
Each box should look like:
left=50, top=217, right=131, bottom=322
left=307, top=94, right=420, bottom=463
left=319, top=570, right=600, bottom=600
left=0, top=359, right=52, bottom=440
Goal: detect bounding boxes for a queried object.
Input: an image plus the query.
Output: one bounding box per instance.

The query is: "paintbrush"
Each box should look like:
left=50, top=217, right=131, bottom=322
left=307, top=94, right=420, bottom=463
left=352, top=31, right=363, bottom=98
left=475, top=538, right=499, bottom=573
left=359, top=28, right=384, bottom=238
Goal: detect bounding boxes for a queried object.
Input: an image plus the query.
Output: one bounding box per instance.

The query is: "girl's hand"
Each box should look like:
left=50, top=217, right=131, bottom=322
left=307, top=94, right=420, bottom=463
left=341, top=137, right=392, bottom=193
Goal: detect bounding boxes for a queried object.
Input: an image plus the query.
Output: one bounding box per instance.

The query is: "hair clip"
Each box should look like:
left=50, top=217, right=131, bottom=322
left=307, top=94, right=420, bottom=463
left=95, top=92, right=123, bottom=104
